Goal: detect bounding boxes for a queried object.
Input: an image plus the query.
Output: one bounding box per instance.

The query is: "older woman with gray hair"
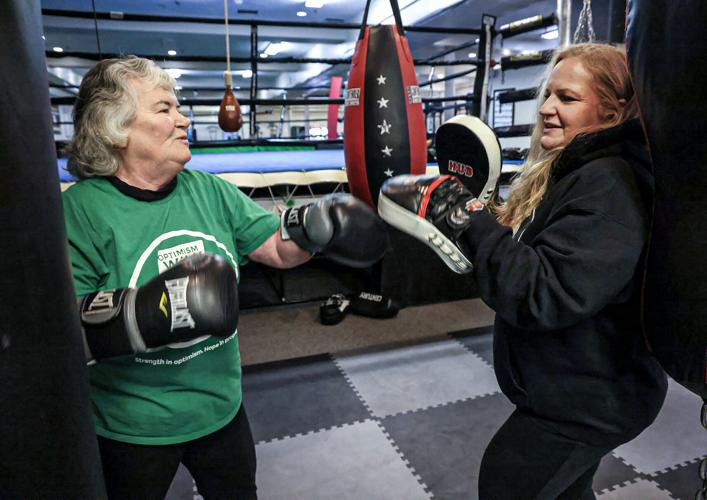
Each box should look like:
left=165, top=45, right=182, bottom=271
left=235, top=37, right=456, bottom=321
left=62, top=56, right=386, bottom=499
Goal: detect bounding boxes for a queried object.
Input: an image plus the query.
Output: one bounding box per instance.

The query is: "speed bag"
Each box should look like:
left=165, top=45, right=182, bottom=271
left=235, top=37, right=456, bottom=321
left=626, top=0, right=707, bottom=399
left=344, top=24, right=427, bottom=208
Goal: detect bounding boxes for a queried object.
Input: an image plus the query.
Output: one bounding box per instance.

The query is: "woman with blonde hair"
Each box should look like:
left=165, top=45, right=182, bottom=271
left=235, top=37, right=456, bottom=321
left=471, top=42, right=668, bottom=500
left=381, top=42, right=668, bottom=499
left=495, top=43, right=638, bottom=231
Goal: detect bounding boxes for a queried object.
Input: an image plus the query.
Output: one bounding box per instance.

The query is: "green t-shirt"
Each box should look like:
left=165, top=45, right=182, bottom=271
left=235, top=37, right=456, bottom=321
left=62, top=169, right=279, bottom=445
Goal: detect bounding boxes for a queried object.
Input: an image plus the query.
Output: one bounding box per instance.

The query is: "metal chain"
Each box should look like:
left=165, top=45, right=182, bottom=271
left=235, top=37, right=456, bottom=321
left=573, top=0, right=596, bottom=44
left=695, top=402, right=707, bottom=500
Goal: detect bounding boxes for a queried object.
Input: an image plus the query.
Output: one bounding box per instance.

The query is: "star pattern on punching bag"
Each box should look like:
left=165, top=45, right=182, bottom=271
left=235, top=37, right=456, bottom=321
left=378, top=120, right=392, bottom=135
left=376, top=73, right=395, bottom=161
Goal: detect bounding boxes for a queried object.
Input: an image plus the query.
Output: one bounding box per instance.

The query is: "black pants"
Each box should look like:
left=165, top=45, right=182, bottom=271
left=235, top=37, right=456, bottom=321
left=97, top=405, right=257, bottom=500
left=479, top=409, right=628, bottom=500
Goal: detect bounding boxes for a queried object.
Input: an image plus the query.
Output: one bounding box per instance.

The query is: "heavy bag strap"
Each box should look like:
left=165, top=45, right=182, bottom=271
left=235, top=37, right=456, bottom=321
left=358, top=0, right=405, bottom=40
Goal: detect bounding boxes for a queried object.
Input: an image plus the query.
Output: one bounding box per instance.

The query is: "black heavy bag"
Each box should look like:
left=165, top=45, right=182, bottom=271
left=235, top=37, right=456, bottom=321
left=344, top=0, right=427, bottom=208
left=0, top=0, right=105, bottom=497
left=626, top=0, right=707, bottom=399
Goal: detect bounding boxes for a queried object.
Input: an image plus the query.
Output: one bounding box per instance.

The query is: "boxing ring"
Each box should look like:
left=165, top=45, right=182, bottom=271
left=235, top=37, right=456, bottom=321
left=58, top=148, right=523, bottom=207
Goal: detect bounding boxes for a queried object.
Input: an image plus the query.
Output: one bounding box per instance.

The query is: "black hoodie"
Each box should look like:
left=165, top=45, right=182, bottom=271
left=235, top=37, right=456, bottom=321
left=462, top=119, right=667, bottom=443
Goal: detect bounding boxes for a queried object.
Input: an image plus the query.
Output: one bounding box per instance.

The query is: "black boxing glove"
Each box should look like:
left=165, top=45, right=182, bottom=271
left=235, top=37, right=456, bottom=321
left=378, top=175, right=483, bottom=274
left=280, top=193, right=388, bottom=268
left=349, top=292, right=400, bottom=319
left=319, top=293, right=351, bottom=326
left=79, top=253, right=238, bottom=362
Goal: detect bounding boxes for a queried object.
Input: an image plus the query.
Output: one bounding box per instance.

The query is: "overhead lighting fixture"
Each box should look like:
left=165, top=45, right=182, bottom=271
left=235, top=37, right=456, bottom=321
left=260, top=53, right=269, bottom=58
left=499, top=15, right=542, bottom=31
left=297, top=11, right=307, bottom=17
left=369, top=0, right=459, bottom=26
left=304, top=0, right=325, bottom=8
left=52, top=46, right=64, bottom=53
left=166, top=68, right=183, bottom=79
left=502, top=48, right=511, bottom=56
left=541, top=28, right=559, bottom=40
left=264, top=41, right=291, bottom=56
left=167, top=49, right=177, bottom=56
left=41, top=35, right=45, bottom=40
left=238, top=69, right=253, bottom=79
left=468, top=52, right=477, bottom=58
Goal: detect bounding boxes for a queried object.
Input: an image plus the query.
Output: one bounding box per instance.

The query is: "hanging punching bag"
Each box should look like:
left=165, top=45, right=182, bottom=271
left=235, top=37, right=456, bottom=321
left=0, top=1, right=105, bottom=496
left=344, top=0, right=427, bottom=208
left=218, top=0, right=242, bottom=133
left=219, top=72, right=243, bottom=133
left=626, top=0, right=707, bottom=399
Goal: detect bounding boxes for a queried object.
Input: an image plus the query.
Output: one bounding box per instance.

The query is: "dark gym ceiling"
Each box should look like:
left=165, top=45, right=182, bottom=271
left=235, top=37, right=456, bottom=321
left=42, top=0, right=559, bottom=99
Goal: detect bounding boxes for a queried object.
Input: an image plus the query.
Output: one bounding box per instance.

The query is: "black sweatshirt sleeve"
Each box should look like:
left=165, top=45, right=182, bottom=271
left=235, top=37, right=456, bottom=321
left=462, top=161, right=648, bottom=331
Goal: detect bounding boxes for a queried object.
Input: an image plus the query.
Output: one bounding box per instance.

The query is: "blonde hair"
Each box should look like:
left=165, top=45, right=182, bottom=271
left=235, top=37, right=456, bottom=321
left=493, top=43, right=637, bottom=232
left=66, top=56, right=176, bottom=179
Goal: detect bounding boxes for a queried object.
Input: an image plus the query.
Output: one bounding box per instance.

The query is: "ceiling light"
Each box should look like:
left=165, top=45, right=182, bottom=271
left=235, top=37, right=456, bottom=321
left=436, top=73, right=444, bottom=79
left=304, top=0, right=324, bottom=8
left=296, top=11, right=307, bottom=17
left=168, top=49, right=177, bottom=56
left=502, top=48, right=511, bottom=56
left=260, top=53, right=269, bottom=58
left=541, top=28, right=559, bottom=40
left=238, top=69, right=253, bottom=79
left=500, top=15, right=542, bottom=31
left=369, top=0, right=457, bottom=25
left=52, top=46, right=64, bottom=53
left=41, top=35, right=45, bottom=40
left=166, top=68, right=183, bottom=79
left=264, top=41, right=291, bottom=56
left=174, top=85, right=183, bottom=90
left=468, top=52, right=477, bottom=58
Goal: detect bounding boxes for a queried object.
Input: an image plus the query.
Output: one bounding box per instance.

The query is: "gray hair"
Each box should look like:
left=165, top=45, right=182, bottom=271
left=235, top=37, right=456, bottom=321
left=66, top=56, right=176, bottom=179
